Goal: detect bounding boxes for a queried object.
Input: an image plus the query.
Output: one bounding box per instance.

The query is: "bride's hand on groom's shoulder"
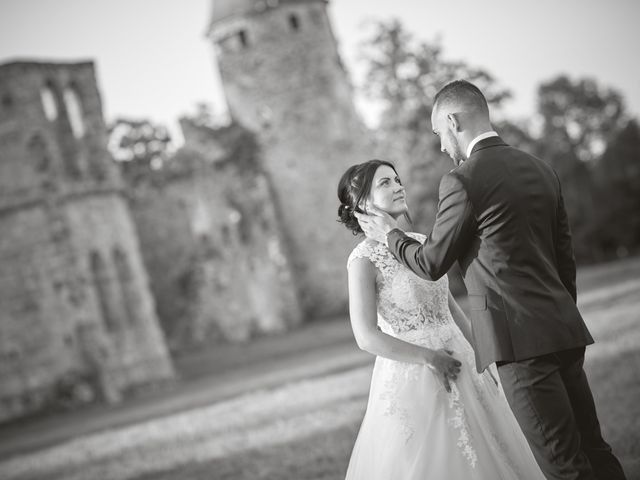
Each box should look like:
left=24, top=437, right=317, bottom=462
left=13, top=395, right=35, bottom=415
left=354, top=206, right=398, bottom=244
left=426, top=349, right=462, bottom=393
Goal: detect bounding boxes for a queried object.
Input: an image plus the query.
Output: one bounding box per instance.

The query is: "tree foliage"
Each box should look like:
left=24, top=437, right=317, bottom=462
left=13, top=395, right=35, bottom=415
left=591, top=120, right=640, bottom=258
left=536, top=76, right=626, bottom=163
left=108, top=117, right=173, bottom=185
left=534, top=75, right=633, bottom=261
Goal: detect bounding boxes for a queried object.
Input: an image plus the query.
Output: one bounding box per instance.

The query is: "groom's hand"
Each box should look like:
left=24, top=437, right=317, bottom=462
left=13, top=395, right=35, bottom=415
left=354, top=206, right=399, bottom=244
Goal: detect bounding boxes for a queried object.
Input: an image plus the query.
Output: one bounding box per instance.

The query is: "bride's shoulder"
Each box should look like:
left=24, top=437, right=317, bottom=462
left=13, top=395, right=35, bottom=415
left=347, top=238, right=385, bottom=269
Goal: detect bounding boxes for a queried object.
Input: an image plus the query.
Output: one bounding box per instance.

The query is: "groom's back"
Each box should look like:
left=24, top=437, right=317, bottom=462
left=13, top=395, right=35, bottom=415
left=463, top=144, right=561, bottom=278
left=456, top=139, right=593, bottom=369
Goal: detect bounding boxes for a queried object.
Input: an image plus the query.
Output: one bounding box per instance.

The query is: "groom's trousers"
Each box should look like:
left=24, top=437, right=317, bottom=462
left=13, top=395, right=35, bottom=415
left=496, top=347, right=626, bottom=480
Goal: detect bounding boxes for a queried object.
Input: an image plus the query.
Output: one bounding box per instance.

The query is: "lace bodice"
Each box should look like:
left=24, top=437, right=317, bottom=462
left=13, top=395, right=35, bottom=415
left=347, top=233, right=456, bottom=349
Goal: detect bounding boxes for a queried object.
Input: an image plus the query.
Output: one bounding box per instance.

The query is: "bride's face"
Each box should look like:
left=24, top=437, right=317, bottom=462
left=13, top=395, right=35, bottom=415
left=364, top=165, right=408, bottom=218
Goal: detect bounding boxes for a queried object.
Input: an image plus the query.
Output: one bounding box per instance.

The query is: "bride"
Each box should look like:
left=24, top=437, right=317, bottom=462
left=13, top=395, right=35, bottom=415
left=337, top=159, right=545, bottom=479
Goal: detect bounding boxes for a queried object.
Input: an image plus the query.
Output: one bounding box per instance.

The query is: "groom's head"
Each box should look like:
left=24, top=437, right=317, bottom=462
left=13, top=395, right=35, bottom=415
left=431, top=80, right=492, bottom=166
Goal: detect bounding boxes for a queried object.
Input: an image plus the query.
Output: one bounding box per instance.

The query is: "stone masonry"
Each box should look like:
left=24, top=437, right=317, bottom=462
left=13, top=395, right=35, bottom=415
left=128, top=119, right=302, bottom=349
left=0, top=61, right=174, bottom=422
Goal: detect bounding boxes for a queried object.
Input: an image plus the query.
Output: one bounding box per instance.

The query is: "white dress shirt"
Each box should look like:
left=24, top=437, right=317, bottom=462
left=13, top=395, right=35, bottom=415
left=466, top=131, right=499, bottom=159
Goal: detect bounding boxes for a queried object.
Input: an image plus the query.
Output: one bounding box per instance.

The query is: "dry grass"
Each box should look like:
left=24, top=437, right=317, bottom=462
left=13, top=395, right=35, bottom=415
left=1, top=269, right=638, bottom=480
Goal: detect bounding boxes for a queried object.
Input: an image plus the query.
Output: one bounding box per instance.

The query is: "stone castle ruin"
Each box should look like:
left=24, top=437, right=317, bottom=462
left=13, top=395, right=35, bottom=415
left=0, top=62, right=174, bottom=422
left=129, top=119, right=303, bottom=347
left=0, top=0, right=372, bottom=421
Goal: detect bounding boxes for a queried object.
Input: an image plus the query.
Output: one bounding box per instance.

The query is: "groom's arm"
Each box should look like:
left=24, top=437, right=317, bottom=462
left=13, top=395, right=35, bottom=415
left=387, top=172, right=476, bottom=280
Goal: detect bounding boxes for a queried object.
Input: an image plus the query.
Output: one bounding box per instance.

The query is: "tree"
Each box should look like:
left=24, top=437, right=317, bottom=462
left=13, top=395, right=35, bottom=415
left=359, top=20, right=511, bottom=120
left=536, top=76, right=626, bottom=163
left=534, top=75, right=627, bottom=261
left=108, top=118, right=173, bottom=185
left=592, top=119, right=640, bottom=258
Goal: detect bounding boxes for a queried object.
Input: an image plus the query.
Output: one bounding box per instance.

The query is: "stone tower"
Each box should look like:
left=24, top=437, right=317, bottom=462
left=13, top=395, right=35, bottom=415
left=0, top=61, right=174, bottom=421
left=207, top=0, right=373, bottom=316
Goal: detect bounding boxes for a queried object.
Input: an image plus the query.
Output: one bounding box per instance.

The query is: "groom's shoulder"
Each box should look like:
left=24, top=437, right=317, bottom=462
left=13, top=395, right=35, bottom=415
left=447, top=160, right=476, bottom=183
left=449, top=146, right=511, bottom=185
left=463, top=142, right=542, bottom=172
left=437, top=168, right=471, bottom=198
left=462, top=144, right=560, bottom=191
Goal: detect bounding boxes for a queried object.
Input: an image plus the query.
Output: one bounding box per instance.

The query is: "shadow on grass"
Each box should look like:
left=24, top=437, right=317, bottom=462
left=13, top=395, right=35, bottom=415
left=134, top=424, right=360, bottom=480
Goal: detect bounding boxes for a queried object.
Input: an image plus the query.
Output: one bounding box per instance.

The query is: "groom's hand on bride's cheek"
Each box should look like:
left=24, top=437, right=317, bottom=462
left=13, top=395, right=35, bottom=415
left=369, top=207, right=399, bottom=233
left=354, top=211, right=372, bottom=238
left=353, top=211, right=365, bottom=228
left=355, top=207, right=398, bottom=243
left=355, top=212, right=384, bottom=243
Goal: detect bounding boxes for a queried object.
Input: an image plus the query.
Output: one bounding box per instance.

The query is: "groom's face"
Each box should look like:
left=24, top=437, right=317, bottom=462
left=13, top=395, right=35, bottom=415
left=431, top=106, right=465, bottom=166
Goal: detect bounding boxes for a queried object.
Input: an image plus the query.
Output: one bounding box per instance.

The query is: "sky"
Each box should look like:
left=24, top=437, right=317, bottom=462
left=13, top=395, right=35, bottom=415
left=1, top=0, right=638, bottom=144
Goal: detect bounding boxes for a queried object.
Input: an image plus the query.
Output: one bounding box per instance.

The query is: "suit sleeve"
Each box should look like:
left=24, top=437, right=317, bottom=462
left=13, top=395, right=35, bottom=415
left=554, top=177, right=577, bottom=302
left=387, top=172, right=476, bottom=280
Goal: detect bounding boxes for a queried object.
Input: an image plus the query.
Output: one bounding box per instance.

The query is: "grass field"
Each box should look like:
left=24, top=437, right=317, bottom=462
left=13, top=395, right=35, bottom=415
left=1, top=260, right=639, bottom=480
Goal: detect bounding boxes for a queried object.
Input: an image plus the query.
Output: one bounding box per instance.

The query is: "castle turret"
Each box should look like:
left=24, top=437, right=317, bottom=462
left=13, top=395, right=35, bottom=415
left=208, top=0, right=373, bottom=315
left=0, top=61, right=173, bottom=421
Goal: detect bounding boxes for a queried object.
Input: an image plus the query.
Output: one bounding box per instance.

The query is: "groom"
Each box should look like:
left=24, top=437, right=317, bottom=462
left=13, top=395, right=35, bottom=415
left=355, top=80, right=626, bottom=480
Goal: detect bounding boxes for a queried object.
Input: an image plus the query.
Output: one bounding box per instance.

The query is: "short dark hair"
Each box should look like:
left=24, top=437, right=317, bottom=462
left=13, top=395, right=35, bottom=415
left=434, top=79, right=488, bottom=113
left=337, top=159, right=411, bottom=235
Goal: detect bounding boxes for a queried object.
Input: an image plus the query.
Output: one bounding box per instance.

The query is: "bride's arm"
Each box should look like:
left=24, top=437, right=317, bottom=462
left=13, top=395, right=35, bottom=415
left=448, top=290, right=472, bottom=344
left=348, top=257, right=454, bottom=368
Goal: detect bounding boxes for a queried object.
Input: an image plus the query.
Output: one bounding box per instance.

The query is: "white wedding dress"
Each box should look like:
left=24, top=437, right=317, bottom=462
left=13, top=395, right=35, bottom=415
left=344, top=234, right=545, bottom=480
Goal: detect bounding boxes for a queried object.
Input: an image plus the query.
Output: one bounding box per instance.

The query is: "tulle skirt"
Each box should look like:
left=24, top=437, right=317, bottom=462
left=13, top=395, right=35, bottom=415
left=344, top=325, right=545, bottom=480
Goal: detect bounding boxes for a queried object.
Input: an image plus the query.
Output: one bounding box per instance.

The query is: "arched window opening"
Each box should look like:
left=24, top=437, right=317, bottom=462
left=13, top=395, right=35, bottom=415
left=40, top=82, right=58, bottom=121
left=238, top=30, right=249, bottom=48
left=289, top=14, right=300, bottom=31
left=113, top=247, right=138, bottom=326
left=27, top=134, right=50, bottom=172
left=90, top=251, right=120, bottom=332
left=63, top=85, right=85, bottom=138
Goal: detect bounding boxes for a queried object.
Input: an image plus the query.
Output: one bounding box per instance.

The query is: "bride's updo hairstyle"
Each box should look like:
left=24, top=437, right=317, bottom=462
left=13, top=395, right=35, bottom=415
left=337, top=159, right=410, bottom=235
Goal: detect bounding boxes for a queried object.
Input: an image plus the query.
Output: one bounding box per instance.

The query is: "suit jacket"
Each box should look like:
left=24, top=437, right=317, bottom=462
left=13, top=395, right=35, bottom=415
left=387, top=136, right=594, bottom=372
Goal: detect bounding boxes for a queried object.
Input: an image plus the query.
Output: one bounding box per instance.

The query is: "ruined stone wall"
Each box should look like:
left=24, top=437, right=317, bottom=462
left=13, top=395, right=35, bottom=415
left=0, top=62, right=173, bottom=422
left=209, top=0, right=373, bottom=316
left=128, top=122, right=302, bottom=350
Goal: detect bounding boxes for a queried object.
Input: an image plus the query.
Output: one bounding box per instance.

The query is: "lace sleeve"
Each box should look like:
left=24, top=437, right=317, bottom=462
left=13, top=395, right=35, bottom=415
left=347, top=240, right=400, bottom=282
left=347, top=241, right=372, bottom=269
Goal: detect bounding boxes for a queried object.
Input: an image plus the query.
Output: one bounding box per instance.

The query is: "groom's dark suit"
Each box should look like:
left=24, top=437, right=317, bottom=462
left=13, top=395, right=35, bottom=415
left=387, top=136, right=626, bottom=480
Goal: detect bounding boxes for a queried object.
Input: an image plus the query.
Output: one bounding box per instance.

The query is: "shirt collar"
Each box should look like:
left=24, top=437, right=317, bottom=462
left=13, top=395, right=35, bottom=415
left=466, top=131, right=499, bottom=159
